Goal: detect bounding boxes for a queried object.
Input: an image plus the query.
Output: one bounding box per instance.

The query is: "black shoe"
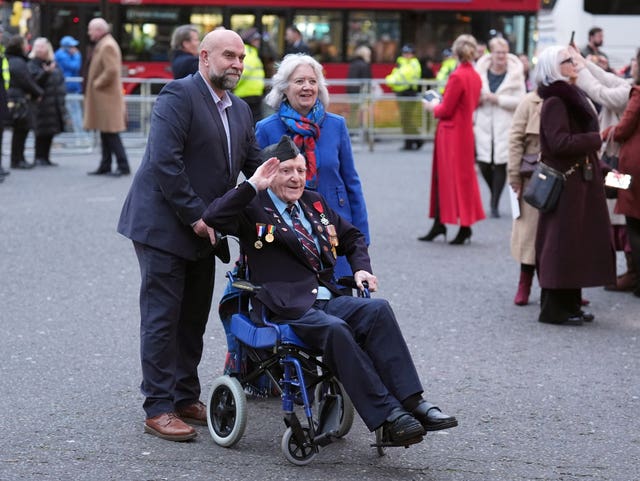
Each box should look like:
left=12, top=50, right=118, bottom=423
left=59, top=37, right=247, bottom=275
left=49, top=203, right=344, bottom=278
left=449, top=226, right=472, bottom=245
left=418, top=222, right=447, bottom=241
left=412, top=401, right=458, bottom=431
left=540, top=316, right=584, bottom=326
left=381, top=408, right=425, bottom=445
left=11, top=160, right=34, bottom=170
left=34, top=158, right=58, bottom=167
left=580, top=311, right=594, bottom=322
left=87, top=167, right=112, bottom=175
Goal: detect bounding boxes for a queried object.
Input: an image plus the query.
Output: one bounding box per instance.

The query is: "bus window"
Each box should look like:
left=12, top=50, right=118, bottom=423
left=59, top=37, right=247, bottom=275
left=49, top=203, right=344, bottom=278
left=292, top=10, right=343, bottom=63
left=230, top=14, right=256, bottom=33
left=190, top=10, right=223, bottom=34
left=348, top=11, right=401, bottom=62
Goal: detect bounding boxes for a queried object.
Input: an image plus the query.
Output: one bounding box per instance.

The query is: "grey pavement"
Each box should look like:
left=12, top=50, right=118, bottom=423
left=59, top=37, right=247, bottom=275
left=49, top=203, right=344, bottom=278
left=1, top=133, right=638, bottom=481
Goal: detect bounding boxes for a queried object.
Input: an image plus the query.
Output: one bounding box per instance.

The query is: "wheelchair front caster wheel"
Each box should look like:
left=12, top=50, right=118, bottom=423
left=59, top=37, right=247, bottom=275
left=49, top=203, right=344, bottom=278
left=207, top=375, right=247, bottom=447
left=281, top=427, right=318, bottom=466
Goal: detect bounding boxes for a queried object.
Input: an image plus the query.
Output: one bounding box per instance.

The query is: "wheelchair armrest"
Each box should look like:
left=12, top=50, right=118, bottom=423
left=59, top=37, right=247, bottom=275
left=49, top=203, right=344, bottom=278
left=231, top=279, right=261, bottom=293
left=336, top=276, right=357, bottom=289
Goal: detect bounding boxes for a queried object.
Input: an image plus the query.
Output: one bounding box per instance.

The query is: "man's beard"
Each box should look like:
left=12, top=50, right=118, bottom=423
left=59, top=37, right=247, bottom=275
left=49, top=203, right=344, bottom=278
left=594, top=39, right=603, bottom=47
left=209, top=70, right=240, bottom=91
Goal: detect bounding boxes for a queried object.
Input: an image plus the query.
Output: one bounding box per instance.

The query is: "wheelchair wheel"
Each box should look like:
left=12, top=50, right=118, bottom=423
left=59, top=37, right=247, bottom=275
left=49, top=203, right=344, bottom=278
left=314, top=377, right=355, bottom=437
left=281, top=427, right=317, bottom=466
left=207, top=375, right=247, bottom=447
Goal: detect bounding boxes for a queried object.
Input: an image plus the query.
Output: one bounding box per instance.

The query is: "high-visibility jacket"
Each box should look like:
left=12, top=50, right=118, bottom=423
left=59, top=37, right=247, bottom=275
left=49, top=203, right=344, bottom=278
left=234, top=44, right=265, bottom=98
left=1, top=46, right=9, bottom=91
left=385, top=56, right=421, bottom=93
left=436, top=57, right=458, bottom=94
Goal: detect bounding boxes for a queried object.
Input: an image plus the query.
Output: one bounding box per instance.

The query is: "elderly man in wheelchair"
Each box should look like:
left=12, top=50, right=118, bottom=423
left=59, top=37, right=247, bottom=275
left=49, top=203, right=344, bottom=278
left=202, top=136, right=457, bottom=462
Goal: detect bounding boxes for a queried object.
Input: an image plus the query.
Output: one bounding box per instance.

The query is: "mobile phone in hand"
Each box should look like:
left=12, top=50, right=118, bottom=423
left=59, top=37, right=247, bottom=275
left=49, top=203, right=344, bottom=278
left=569, top=31, right=575, bottom=47
left=422, top=89, right=441, bottom=103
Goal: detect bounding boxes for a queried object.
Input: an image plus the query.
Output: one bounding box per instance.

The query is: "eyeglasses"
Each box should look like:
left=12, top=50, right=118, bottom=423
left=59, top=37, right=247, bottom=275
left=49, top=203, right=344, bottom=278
left=560, top=57, right=575, bottom=66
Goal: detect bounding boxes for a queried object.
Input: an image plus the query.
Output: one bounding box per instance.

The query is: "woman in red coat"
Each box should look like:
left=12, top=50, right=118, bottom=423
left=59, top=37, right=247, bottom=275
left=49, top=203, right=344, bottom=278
left=608, top=49, right=640, bottom=297
left=420, top=34, right=485, bottom=245
left=535, top=45, right=615, bottom=325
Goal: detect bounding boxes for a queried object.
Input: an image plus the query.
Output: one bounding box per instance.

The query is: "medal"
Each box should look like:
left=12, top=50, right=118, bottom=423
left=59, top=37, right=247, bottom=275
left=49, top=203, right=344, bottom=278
left=255, top=223, right=266, bottom=247
left=265, top=225, right=275, bottom=243
left=254, top=240, right=263, bottom=249
left=313, top=201, right=330, bottom=225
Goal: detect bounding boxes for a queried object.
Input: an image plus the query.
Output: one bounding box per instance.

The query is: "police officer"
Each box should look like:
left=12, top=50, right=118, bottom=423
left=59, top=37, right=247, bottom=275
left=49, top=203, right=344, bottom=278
left=234, top=28, right=265, bottom=124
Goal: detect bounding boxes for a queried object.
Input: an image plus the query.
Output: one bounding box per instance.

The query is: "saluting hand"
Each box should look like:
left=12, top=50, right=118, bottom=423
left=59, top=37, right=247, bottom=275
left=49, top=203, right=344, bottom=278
left=248, top=157, right=280, bottom=190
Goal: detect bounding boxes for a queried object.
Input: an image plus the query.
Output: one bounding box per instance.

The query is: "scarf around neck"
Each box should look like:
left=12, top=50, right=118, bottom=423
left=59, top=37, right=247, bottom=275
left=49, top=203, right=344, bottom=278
left=278, top=99, right=324, bottom=189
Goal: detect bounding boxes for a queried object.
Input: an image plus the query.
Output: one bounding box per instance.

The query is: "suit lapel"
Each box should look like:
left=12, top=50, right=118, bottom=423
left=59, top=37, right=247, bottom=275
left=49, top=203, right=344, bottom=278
left=299, top=198, right=335, bottom=268
left=193, top=75, right=231, bottom=171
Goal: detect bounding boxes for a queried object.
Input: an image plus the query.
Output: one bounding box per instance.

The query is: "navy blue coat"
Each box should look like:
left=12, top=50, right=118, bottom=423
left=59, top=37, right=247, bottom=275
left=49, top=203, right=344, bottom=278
left=117, top=73, right=262, bottom=261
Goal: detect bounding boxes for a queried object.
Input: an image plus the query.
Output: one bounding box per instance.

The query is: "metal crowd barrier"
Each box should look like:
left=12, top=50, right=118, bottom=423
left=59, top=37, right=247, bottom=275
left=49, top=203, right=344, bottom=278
left=63, top=77, right=443, bottom=153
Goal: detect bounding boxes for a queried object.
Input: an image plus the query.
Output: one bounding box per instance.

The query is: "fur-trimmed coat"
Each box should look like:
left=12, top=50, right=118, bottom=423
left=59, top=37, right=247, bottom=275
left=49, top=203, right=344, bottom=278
left=536, top=81, right=615, bottom=288
left=474, top=53, right=526, bottom=164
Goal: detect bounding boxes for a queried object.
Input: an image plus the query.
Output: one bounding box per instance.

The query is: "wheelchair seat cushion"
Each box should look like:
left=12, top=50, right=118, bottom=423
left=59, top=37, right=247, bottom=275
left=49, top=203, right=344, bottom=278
left=230, top=313, right=307, bottom=349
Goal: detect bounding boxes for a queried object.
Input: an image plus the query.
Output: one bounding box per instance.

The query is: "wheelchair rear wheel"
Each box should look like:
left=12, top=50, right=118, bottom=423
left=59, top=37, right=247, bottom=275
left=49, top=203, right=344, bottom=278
left=314, top=377, right=355, bottom=437
left=207, top=375, right=247, bottom=447
left=281, top=426, right=318, bottom=466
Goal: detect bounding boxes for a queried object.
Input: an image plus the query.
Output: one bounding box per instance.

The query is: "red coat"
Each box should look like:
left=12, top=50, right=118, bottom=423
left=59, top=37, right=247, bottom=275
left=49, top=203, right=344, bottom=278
left=613, top=86, right=640, bottom=219
left=430, top=62, right=485, bottom=226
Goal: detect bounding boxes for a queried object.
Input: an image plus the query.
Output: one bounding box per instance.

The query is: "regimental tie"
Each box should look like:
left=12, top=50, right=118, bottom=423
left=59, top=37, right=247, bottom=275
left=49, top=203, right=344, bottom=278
left=286, top=204, right=321, bottom=271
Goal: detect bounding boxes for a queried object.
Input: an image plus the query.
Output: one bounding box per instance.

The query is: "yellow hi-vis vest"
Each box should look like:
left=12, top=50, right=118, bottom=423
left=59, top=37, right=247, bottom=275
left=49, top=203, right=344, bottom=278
left=234, top=44, right=265, bottom=98
left=385, top=56, right=421, bottom=93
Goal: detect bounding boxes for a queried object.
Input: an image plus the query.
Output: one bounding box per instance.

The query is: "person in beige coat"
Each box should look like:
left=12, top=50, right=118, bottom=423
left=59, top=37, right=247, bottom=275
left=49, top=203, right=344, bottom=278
left=474, top=37, right=526, bottom=217
left=507, top=90, right=541, bottom=305
left=572, top=47, right=636, bottom=291
left=84, top=17, right=130, bottom=176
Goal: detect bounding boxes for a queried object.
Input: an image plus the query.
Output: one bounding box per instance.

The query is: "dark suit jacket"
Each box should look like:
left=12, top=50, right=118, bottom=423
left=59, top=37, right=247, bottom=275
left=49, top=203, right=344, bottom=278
left=117, top=73, right=262, bottom=261
left=202, top=182, right=372, bottom=319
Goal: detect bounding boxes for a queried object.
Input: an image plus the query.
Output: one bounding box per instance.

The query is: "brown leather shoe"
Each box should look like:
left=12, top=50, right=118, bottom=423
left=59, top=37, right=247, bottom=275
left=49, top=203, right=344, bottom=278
left=176, top=400, right=207, bottom=426
left=144, top=412, right=197, bottom=441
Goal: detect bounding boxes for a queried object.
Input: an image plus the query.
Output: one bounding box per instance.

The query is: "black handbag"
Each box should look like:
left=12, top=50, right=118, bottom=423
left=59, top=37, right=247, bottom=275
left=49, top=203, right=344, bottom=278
left=519, top=153, right=540, bottom=178
left=8, top=98, right=29, bottom=123
left=523, top=162, right=568, bottom=213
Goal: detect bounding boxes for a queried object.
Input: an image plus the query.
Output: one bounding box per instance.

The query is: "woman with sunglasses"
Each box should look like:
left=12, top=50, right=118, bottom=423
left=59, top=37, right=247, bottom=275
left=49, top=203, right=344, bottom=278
left=534, top=46, right=615, bottom=325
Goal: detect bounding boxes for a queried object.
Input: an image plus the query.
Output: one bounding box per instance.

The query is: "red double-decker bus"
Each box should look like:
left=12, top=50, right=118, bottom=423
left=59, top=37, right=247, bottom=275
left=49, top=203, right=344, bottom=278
left=28, top=0, right=538, bottom=90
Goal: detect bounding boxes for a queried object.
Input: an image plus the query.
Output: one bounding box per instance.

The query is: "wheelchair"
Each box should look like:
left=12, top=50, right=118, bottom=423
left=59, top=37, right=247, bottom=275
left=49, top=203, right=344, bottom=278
left=206, top=253, right=361, bottom=465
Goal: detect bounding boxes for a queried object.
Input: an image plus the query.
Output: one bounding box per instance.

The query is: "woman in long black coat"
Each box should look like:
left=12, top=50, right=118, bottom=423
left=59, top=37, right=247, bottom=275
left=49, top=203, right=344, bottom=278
left=534, top=45, right=615, bottom=325
left=28, top=37, right=68, bottom=166
left=6, top=34, right=43, bottom=169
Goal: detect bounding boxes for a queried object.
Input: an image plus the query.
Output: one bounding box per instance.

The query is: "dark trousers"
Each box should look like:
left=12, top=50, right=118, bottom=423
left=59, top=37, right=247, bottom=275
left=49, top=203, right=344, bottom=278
left=282, top=296, right=423, bottom=430
left=133, top=242, right=216, bottom=418
left=10, top=127, right=29, bottom=165
left=625, top=216, right=640, bottom=290
left=539, top=288, right=581, bottom=323
left=477, top=160, right=507, bottom=212
left=98, top=132, right=129, bottom=170
left=35, top=134, right=53, bottom=161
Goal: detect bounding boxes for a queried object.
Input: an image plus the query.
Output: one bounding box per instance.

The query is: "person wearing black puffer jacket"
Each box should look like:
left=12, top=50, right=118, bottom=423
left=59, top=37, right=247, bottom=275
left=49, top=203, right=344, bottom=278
left=6, top=34, right=43, bottom=170
left=28, top=37, right=68, bottom=167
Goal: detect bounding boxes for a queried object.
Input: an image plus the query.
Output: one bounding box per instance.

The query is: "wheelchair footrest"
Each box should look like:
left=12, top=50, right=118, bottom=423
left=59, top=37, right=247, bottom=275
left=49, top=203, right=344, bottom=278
left=370, top=435, right=424, bottom=448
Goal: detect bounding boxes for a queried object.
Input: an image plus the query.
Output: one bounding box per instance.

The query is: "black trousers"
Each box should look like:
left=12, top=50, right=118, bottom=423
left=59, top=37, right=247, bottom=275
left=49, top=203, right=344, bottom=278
left=133, top=242, right=216, bottom=418
left=281, top=296, right=423, bottom=430
left=10, top=127, right=29, bottom=165
left=539, top=288, right=581, bottom=323
left=98, top=132, right=129, bottom=170
left=35, top=134, right=54, bottom=161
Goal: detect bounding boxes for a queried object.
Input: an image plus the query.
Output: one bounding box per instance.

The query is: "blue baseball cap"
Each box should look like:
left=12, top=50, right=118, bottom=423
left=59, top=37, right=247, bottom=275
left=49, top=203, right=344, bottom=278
left=60, top=35, right=79, bottom=47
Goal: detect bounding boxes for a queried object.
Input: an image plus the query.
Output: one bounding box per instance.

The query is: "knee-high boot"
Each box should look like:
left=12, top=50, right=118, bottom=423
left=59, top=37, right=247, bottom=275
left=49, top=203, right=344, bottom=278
left=514, top=267, right=534, bottom=306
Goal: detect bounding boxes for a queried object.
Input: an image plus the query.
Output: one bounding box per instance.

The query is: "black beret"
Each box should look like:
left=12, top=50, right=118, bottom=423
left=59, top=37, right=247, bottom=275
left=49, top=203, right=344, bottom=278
left=260, top=135, right=300, bottom=162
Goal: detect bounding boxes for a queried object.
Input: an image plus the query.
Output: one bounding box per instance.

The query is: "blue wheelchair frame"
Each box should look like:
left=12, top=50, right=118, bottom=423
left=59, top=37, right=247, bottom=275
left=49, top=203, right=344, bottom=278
left=207, top=255, right=359, bottom=465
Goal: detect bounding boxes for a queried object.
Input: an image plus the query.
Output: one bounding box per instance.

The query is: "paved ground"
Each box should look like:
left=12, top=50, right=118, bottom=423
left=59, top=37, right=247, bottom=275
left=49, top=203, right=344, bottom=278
left=0, top=133, right=638, bottom=481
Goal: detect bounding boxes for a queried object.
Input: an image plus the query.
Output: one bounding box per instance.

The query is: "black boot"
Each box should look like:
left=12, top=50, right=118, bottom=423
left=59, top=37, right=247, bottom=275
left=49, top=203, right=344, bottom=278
left=418, top=220, right=447, bottom=241
left=449, top=226, right=472, bottom=245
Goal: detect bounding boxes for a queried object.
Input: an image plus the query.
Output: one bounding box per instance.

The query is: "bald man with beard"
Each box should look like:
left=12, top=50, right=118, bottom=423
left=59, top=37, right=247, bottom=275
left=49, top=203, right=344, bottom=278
left=117, top=29, right=261, bottom=441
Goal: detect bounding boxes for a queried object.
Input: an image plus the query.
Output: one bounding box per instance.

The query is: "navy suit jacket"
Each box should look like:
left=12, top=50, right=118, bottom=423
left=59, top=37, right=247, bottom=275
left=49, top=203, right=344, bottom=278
left=202, top=182, right=372, bottom=319
left=117, top=73, right=262, bottom=261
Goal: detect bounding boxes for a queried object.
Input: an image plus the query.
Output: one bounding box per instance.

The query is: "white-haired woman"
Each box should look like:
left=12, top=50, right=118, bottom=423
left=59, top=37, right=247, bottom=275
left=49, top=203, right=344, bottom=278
left=534, top=45, right=614, bottom=325
left=255, top=53, right=369, bottom=279
left=28, top=37, right=68, bottom=166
